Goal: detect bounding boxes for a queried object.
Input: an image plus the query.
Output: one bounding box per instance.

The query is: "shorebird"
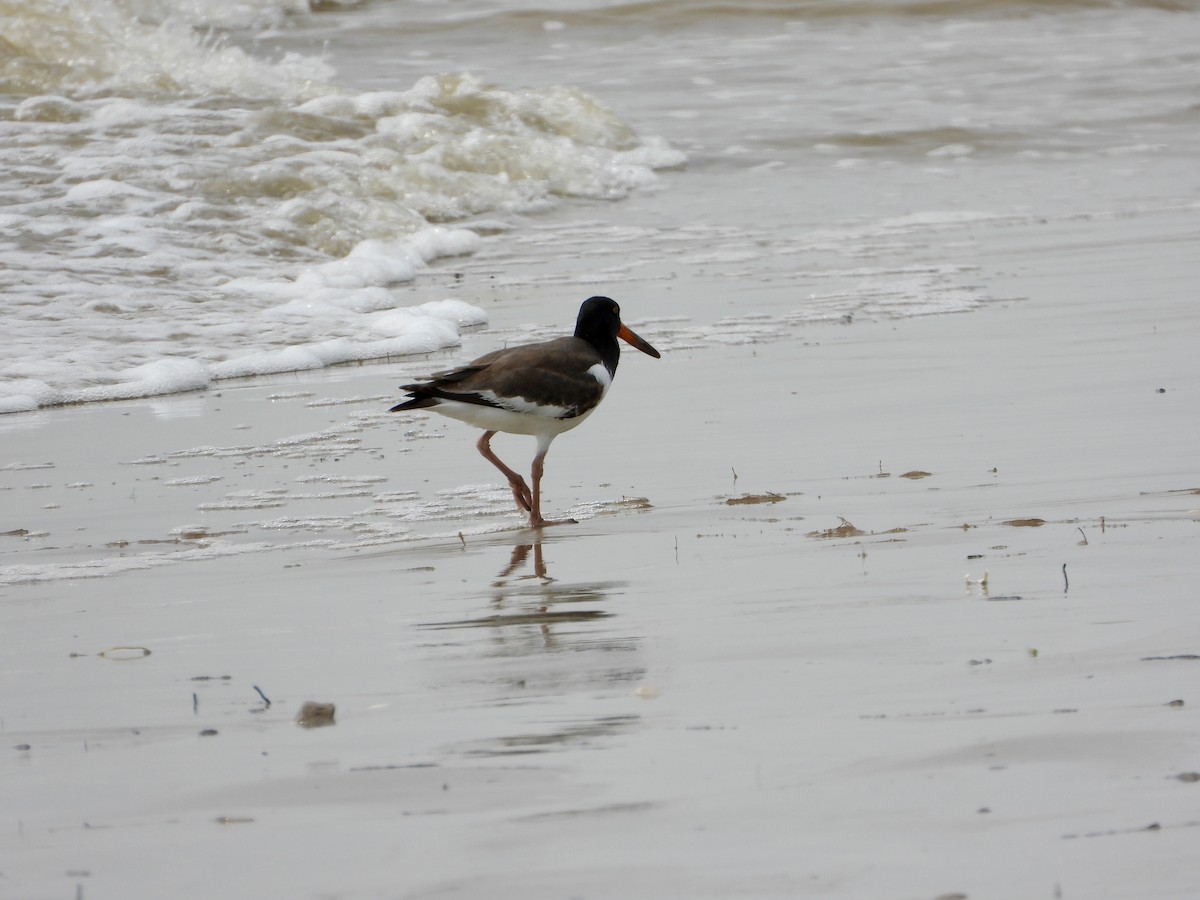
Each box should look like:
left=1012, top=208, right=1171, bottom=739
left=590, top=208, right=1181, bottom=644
left=390, top=296, right=660, bottom=528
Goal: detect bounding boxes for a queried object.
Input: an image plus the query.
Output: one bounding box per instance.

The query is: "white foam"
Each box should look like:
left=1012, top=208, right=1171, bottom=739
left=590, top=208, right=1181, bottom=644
left=0, top=386, right=45, bottom=414
left=62, top=179, right=158, bottom=203
left=2, top=0, right=335, bottom=100
left=413, top=299, right=490, bottom=328
left=0, top=7, right=686, bottom=416
left=79, top=359, right=211, bottom=403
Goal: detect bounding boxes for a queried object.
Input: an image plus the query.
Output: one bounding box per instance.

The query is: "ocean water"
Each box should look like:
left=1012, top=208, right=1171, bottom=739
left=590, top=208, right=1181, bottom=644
left=2, top=0, right=1197, bottom=413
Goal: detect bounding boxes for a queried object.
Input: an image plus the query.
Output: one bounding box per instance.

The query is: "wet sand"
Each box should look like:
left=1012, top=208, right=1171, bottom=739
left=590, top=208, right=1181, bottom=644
left=3, top=207, right=1200, bottom=899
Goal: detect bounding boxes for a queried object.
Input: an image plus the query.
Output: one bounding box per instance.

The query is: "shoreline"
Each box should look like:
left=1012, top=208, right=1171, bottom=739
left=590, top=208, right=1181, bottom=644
left=3, top=203, right=1200, bottom=898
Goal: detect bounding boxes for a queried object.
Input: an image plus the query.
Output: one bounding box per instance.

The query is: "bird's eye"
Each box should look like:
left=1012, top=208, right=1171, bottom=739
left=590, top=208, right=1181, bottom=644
left=614, top=305, right=620, bottom=315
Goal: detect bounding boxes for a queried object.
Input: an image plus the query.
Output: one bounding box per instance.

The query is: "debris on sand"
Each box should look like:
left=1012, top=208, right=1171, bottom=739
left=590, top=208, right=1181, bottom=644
left=296, top=701, right=337, bottom=728
left=726, top=492, right=785, bottom=506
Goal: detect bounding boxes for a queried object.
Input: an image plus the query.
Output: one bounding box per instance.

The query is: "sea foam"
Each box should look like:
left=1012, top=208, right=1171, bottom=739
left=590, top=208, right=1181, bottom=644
left=0, top=3, right=684, bottom=413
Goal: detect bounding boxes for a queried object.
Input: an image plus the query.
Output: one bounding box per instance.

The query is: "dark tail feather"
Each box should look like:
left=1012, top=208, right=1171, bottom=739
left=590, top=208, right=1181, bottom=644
left=389, top=386, right=438, bottom=413
left=389, top=364, right=489, bottom=412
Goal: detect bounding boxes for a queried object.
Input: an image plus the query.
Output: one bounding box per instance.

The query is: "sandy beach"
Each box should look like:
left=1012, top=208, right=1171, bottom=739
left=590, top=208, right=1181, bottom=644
left=4, top=195, right=1199, bottom=899
left=5, top=1, right=1200, bottom=897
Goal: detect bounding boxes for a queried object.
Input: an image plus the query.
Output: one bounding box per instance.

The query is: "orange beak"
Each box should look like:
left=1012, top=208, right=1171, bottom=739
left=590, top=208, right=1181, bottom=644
left=618, top=322, right=661, bottom=359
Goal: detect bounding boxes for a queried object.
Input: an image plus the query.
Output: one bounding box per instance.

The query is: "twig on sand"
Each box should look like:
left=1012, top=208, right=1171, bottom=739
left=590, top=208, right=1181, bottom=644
left=1062, top=563, right=1069, bottom=593
left=252, top=685, right=271, bottom=708
left=1076, top=526, right=1088, bottom=545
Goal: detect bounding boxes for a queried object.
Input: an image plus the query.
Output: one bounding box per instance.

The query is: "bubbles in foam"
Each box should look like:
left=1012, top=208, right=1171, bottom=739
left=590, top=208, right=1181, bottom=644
left=0, top=6, right=684, bottom=414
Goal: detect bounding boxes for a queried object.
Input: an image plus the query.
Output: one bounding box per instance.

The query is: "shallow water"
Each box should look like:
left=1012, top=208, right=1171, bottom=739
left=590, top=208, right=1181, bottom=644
left=4, top=0, right=1196, bottom=412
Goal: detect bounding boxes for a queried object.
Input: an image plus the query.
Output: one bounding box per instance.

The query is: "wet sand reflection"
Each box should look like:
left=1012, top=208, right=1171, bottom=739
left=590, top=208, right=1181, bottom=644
left=422, top=539, right=624, bottom=634
left=420, top=537, right=646, bottom=758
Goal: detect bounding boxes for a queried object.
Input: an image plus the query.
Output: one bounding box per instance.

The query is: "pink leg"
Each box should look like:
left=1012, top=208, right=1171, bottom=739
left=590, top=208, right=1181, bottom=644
left=528, top=451, right=576, bottom=529
left=476, top=431, right=532, bottom=513
left=529, top=452, right=546, bottom=527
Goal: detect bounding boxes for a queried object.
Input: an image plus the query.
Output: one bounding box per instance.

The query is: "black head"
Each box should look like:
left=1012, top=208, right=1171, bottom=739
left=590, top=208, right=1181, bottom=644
left=574, top=296, right=661, bottom=363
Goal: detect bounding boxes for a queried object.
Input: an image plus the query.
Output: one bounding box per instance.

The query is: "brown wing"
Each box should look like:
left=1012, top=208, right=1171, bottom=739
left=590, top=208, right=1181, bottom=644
left=390, top=337, right=606, bottom=418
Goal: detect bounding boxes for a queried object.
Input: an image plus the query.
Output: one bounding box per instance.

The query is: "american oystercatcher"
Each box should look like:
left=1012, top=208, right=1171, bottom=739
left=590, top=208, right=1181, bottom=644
left=390, top=296, right=660, bottom=528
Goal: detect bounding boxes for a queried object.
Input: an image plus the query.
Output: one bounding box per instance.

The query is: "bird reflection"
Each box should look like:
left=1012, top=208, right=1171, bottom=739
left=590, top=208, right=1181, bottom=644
left=417, top=538, right=648, bottom=758
left=420, top=538, right=621, bottom=646
left=491, top=541, right=551, bottom=591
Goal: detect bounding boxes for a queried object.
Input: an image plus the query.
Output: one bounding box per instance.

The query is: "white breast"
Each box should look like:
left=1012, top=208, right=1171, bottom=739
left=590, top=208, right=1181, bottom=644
left=588, top=362, right=613, bottom=398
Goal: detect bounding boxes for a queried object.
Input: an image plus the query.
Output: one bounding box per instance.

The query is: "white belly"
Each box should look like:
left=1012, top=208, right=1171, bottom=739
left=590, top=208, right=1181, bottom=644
left=431, top=399, right=595, bottom=438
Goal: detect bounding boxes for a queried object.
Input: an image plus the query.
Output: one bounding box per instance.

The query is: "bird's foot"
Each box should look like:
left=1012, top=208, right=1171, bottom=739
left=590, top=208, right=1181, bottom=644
left=507, top=478, right=533, bottom=513
left=527, top=516, right=578, bottom=529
